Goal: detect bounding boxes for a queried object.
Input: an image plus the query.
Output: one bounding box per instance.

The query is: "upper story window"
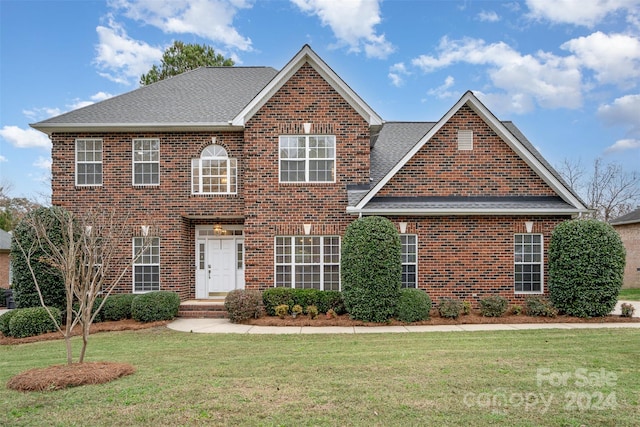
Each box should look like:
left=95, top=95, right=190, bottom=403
left=279, top=135, right=335, bottom=183
left=132, top=138, right=160, bottom=185
left=76, top=138, right=103, bottom=186
left=191, top=144, right=237, bottom=194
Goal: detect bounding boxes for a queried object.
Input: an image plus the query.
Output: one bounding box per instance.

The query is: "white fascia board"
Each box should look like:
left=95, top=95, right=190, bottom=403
left=30, top=122, right=241, bottom=135
left=232, top=45, right=383, bottom=127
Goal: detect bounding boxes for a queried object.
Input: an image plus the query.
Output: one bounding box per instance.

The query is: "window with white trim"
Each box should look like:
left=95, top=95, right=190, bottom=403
left=401, top=234, right=418, bottom=288
left=76, top=138, right=103, bottom=186
left=279, top=135, right=335, bottom=182
left=133, top=237, right=160, bottom=293
left=275, top=236, right=340, bottom=290
left=514, top=234, right=543, bottom=293
left=192, top=144, right=237, bottom=194
left=133, top=138, right=159, bottom=185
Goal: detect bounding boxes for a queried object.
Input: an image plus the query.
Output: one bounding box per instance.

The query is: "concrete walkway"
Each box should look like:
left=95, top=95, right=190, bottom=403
left=166, top=300, right=640, bottom=335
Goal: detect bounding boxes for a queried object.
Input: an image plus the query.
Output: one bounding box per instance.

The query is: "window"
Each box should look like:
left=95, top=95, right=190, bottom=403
left=514, top=234, right=543, bottom=293
left=133, top=138, right=159, bottom=185
left=133, top=237, right=160, bottom=293
left=76, top=138, right=103, bottom=186
left=279, top=135, right=335, bottom=182
left=401, top=235, right=418, bottom=288
left=275, top=236, right=340, bottom=290
left=192, top=144, right=237, bottom=194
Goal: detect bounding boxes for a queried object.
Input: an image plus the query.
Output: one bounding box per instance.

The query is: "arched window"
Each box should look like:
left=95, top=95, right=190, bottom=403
left=191, top=144, right=237, bottom=194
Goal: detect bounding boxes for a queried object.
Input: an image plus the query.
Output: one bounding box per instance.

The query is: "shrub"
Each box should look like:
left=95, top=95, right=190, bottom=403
left=306, top=305, right=319, bottom=319
left=70, top=297, right=104, bottom=324
left=317, top=291, right=346, bottom=315
left=11, top=207, right=69, bottom=311
left=479, top=295, right=508, bottom=317
left=511, top=304, right=523, bottom=316
left=525, top=296, right=557, bottom=317
left=0, top=309, right=18, bottom=336
left=262, top=288, right=294, bottom=316
left=548, top=219, right=625, bottom=317
left=438, top=298, right=462, bottom=319
left=224, top=290, right=263, bottom=323
left=341, top=216, right=402, bottom=322
left=395, top=288, right=432, bottom=323
left=0, top=288, right=5, bottom=307
left=291, top=289, right=320, bottom=310
left=131, top=291, right=180, bottom=322
left=102, top=294, right=137, bottom=321
left=275, top=304, right=289, bottom=319
left=8, top=307, right=61, bottom=338
left=291, top=304, right=303, bottom=316
left=620, top=303, right=635, bottom=318
left=462, top=301, right=472, bottom=315
left=326, top=308, right=337, bottom=319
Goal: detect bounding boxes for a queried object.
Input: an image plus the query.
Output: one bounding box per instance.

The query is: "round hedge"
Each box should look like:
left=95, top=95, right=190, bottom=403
left=548, top=219, right=625, bottom=317
left=102, top=294, right=137, bottom=321
left=395, top=288, right=432, bottom=323
left=341, top=216, right=401, bottom=322
left=131, top=291, right=180, bottom=322
left=8, top=306, right=61, bottom=338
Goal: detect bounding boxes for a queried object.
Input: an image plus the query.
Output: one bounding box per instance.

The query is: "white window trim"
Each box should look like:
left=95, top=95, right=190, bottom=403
left=274, top=235, right=341, bottom=291
left=75, top=138, right=103, bottom=187
left=401, top=234, right=418, bottom=288
left=191, top=145, right=237, bottom=195
left=132, top=138, right=160, bottom=186
left=133, top=237, right=160, bottom=293
left=514, top=233, right=544, bottom=294
left=278, top=135, right=336, bottom=183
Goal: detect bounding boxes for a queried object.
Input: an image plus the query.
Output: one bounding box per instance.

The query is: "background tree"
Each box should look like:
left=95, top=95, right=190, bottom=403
left=557, top=158, right=640, bottom=221
left=13, top=207, right=154, bottom=365
left=0, top=182, right=42, bottom=231
left=140, top=41, right=234, bottom=86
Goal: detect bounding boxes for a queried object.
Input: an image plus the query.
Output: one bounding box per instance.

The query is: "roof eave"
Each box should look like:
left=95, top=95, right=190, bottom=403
left=611, top=219, right=640, bottom=226
left=346, top=206, right=588, bottom=217
left=30, top=122, right=244, bottom=135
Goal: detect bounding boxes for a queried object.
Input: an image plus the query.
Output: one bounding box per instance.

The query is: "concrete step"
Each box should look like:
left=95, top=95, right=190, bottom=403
left=178, top=300, right=228, bottom=318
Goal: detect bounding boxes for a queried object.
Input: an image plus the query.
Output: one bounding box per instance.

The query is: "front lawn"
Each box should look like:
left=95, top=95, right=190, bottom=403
left=619, top=288, right=640, bottom=301
left=1, top=327, right=638, bottom=426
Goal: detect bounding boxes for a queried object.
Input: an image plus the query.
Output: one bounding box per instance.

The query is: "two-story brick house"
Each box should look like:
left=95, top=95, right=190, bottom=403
left=31, top=45, right=588, bottom=305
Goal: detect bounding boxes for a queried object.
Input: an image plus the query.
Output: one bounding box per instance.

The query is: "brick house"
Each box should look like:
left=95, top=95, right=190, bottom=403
left=0, top=229, right=10, bottom=290
left=31, top=45, right=588, bottom=305
left=611, top=207, right=640, bottom=289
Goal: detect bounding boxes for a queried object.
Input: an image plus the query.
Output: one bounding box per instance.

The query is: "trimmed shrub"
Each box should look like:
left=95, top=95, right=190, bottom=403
left=525, top=296, right=558, bottom=317
left=548, top=219, right=625, bottom=317
left=462, top=301, right=472, bottom=315
left=341, top=216, right=402, bottom=322
left=0, top=310, right=18, bottom=336
left=479, top=295, right=508, bottom=317
left=620, top=303, right=635, bottom=318
left=395, top=288, right=432, bottom=323
left=102, top=294, right=137, bottom=321
left=224, top=290, right=263, bottom=323
left=438, top=298, right=462, bottom=319
left=291, top=304, right=303, bottom=316
left=11, top=207, right=69, bottom=311
left=131, top=291, right=180, bottom=322
left=262, top=288, right=294, bottom=316
left=8, top=307, right=61, bottom=338
left=275, top=304, right=289, bottom=319
left=316, top=291, right=346, bottom=315
left=511, top=304, right=523, bottom=316
left=0, top=288, right=5, bottom=307
left=306, top=305, right=319, bottom=319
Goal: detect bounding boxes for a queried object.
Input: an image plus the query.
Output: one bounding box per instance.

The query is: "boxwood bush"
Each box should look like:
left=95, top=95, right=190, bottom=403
left=224, top=290, right=264, bottom=323
left=341, top=216, right=401, bottom=322
left=262, top=288, right=295, bottom=316
left=548, top=219, right=625, bottom=317
left=525, top=296, right=558, bottom=317
left=8, top=307, right=61, bottom=338
left=0, top=309, right=18, bottom=336
left=262, top=288, right=346, bottom=316
left=102, top=294, right=137, bottom=321
left=479, top=295, right=508, bottom=317
left=131, top=291, right=180, bottom=322
left=438, top=298, right=462, bottom=319
left=395, top=288, right=432, bottom=323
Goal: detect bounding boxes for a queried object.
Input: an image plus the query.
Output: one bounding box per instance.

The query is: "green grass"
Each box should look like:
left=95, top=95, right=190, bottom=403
left=1, top=327, right=639, bottom=426
left=619, top=288, right=640, bottom=300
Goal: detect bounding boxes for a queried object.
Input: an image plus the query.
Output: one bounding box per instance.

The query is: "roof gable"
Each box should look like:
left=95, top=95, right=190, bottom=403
left=350, top=91, right=588, bottom=213
left=232, top=45, right=383, bottom=127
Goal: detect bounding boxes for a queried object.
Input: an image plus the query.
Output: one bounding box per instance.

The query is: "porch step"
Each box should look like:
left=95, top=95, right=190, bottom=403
left=178, top=300, right=228, bottom=319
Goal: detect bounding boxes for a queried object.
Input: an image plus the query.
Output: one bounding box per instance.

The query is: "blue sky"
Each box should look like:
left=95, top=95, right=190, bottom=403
left=1, top=0, right=639, bottom=200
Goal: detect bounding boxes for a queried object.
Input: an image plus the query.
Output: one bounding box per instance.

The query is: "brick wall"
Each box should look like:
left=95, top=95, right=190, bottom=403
left=614, top=223, right=640, bottom=289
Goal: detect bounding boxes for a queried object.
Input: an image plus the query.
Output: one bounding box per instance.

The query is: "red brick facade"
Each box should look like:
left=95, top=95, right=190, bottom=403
left=613, top=223, right=640, bottom=289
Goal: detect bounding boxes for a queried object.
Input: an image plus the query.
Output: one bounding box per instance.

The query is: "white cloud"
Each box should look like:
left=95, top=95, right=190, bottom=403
left=291, top=0, right=394, bottom=59
left=388, top=62, right=409, bottom=87
left=561, top=32, right=640, bottom=88
left=411, top=37, right=583, bottom=112
left=427, top=76, right=457, bottom=99
left=109, top=0, right=253, bottom=51
left=598, top=94, right=640, bottom=135
left=604, top=138, right=640, bottom=153
left=526, top=0, right=640, bottom=27
left=68, top=92, right=115, bottom=111
left=477, top=10, right=500, bottom=22
left=33, top=156, right=52, bottom=171
left=0, top=126, right=51, bottom=149
left=94, top=16, right=165, bottom=85
left=0, top=155, right=6, bottom=163
left=22, top=107, right=62, bottom=121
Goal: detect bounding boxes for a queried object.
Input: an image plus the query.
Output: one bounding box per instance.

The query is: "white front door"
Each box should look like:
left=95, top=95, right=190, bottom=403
left=195, top=227, right=244, bottom=299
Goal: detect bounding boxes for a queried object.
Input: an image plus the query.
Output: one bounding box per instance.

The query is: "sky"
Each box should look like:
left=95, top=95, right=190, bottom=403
left=1, top=0, right=639, bottom=201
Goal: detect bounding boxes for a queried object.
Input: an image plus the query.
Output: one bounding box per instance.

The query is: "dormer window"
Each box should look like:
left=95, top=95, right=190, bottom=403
left=191, top=144, right=237, bottom=194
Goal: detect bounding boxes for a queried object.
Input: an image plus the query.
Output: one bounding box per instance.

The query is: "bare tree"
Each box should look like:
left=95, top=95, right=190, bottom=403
left=14, top=207, right=153, bottom=365
left=557, top=158, right=640, bottom=221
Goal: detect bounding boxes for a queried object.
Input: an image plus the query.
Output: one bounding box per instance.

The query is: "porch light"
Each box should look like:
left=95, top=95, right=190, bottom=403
left=141, top=225, right=150, bottom=236
left=525, top=221, right=534, bottom=233
left=303, top=123, right=312, bottom=134
left=399, top=222, right=408, bottom=234
left=213, top=224, right=223, bottom=235
left=303, top=224, right=312, bottom=235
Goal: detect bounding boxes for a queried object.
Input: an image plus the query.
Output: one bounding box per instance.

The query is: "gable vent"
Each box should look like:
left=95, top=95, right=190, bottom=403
left=458, top=130, right=473, bottom=150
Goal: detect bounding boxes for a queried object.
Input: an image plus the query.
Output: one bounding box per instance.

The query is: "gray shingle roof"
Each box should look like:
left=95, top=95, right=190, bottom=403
left=33, top=66, right=278, bottom=128
left=364, top=196, right=576, bottom=212
left=0, top=229, right=11, bottom=251
left=610, top=207, right=640, bottom=225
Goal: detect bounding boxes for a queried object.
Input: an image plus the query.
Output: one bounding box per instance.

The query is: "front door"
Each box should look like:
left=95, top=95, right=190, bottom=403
left=195, top=226, right=245, bottom=299
left=209, top=239, right=234, bottom=293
